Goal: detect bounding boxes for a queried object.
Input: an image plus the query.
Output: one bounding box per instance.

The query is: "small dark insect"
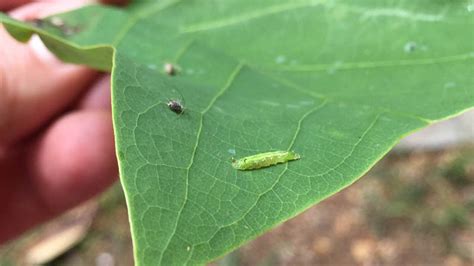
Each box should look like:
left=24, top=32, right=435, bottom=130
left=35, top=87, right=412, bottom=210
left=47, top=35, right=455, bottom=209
left=48, top=16, right=81, bottom=36
left=167, top=99, right=184, bottom=115
left=27, top=18, right=45, bottom=28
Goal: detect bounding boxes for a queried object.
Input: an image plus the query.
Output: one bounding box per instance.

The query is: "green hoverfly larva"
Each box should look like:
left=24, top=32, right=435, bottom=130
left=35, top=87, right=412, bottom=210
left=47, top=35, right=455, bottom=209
left=232, top=151, right=301, bottom=171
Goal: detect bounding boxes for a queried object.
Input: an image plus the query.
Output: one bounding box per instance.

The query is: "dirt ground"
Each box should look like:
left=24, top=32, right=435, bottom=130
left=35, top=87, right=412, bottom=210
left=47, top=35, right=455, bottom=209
left=1, top=147, right=473, bottom=266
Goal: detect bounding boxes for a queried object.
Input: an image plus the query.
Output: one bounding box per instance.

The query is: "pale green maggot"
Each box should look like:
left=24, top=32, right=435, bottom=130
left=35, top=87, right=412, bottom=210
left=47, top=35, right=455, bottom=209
left=231, top=151, right=301, bottom=170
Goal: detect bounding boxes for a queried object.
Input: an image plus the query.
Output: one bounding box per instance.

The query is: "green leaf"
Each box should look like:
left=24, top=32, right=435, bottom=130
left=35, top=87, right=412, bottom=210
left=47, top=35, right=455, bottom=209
left=2, top=0, right=473, bottom=264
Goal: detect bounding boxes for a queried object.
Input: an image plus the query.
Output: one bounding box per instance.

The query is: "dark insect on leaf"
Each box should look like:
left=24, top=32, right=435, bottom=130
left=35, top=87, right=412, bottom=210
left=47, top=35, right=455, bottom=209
left=27, top=18, right=44, bottom=28
left=48, top=16, right=81, bottom=36
left=167, top=100, right=184, bottom=115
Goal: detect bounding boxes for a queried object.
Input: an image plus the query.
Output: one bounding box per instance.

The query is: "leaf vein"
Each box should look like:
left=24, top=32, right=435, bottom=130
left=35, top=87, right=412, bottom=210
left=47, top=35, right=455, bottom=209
left=214, top=100, right=328, bottom=232
left=112, top=0, right=183, bottom=45
left=261, top=52, right=474, bottom=72
left=180, top=0, right=327, bottom=33
left=264, top=74, right=433, bottom=123
left=158, top=63, right=244, bottom=263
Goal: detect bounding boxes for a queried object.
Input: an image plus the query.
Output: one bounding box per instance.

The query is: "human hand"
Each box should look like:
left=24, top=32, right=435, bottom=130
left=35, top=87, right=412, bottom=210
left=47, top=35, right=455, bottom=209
left=0, top=0, right=126, bottom=244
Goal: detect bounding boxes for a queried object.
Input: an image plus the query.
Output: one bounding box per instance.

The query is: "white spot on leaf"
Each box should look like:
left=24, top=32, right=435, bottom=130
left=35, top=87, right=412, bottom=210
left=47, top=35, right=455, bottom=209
left=444, top=82, right=456, bottom=89
left=468, top=3, right=474, bottom=12
left=260, top=100, right=281, bottom=107
left=299, top=100, right=315, bottom=106
left=147, top=64, right=157, bottom=70
left=404, top=42, right=417, bottom=53
left=275, top=55, right=286, bottom=64
left=328, top=61, right=343, bottom=74
left=286, top=103, right=300, bottom=109
left=362, top=8, right=443, bottom=22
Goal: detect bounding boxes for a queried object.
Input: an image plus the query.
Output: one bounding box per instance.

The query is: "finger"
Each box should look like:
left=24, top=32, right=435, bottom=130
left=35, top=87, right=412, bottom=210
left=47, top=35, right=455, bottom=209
left=31, top=110, right=117, bottom=212
left=1, top=0, right=129, bottom=12
left=0, top=0, right=31, bottom=11
left=0, top=109, right=116, bottom=243
left=8, top=0, right=96, bottom=20
left=78, top=75, right=112, bottom=110
left=0, top=151, right=46, bottom=244
left=0, top=0, right=99, bottom=146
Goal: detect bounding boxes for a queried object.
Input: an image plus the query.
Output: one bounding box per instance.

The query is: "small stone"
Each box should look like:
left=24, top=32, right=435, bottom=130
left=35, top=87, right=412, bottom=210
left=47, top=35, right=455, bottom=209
left=376, top=239, right=398, bottom=261
left=350, top=239, right=375, bottom=264
left=313, top=236, right=332, bottom=255
left=333, top=211, right=361, bottom=236
left=444, top=255, right=463, bottom=266
left=96, top=252, right=115, bottom=266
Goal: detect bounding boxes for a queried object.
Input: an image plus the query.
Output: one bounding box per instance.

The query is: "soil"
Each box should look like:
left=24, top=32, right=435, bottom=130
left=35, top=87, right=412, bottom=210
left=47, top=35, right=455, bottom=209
left=1, top=148, right=472, bottom=266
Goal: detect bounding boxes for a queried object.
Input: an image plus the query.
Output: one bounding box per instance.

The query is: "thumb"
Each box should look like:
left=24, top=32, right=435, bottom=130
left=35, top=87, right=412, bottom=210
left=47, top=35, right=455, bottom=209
left=0, top=0, right=98, bottom=146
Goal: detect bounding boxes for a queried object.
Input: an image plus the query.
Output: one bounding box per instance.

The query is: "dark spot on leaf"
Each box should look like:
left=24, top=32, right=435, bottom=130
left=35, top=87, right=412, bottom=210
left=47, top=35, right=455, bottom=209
left=27, top=19, right=45, bottom=28
left=167, top=100, right=184, bottom=115
left=48, top=17, right=82, bottom=36
left=404, top=42, right=417, bottom=53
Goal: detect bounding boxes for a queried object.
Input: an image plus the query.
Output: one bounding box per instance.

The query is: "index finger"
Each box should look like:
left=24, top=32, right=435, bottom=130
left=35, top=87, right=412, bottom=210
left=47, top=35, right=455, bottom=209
left=100, top=0, right=129, bottom=6
left=0, top=0, right=31, bottom=11
left=1, top=0, right=129, bottom=12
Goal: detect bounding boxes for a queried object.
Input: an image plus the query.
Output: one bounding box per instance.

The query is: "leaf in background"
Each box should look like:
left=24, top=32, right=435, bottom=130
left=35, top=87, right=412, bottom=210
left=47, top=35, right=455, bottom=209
left=1, top=0, right=473, bottom=265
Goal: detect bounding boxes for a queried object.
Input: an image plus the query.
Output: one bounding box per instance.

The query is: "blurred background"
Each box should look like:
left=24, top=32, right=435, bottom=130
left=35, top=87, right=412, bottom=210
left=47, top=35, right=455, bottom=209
left=0, top=110, right=473, bottom=266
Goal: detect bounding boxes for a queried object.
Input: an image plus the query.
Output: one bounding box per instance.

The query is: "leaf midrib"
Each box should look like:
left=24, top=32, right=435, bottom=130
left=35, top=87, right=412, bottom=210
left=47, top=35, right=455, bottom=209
left=158, top=63, right=244, bottom=263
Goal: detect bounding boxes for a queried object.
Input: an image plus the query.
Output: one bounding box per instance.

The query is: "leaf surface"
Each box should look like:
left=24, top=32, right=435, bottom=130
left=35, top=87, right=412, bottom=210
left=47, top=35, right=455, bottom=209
left=1, top=0, right=473, bottom=264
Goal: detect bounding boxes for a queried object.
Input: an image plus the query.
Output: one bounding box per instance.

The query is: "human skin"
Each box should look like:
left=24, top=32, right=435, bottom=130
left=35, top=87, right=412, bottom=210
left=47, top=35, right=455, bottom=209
left=0, top=0, right=127, bottom=244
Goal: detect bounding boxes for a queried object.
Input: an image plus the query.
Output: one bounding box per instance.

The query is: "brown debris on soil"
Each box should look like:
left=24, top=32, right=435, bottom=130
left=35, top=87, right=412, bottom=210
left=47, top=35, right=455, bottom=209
left=1, top=148, right=473, bottom=266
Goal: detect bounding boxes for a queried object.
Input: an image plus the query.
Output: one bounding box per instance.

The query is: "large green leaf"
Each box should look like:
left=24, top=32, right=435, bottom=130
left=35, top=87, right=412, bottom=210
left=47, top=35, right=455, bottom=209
left=2, top=0, right=473, bottom=264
